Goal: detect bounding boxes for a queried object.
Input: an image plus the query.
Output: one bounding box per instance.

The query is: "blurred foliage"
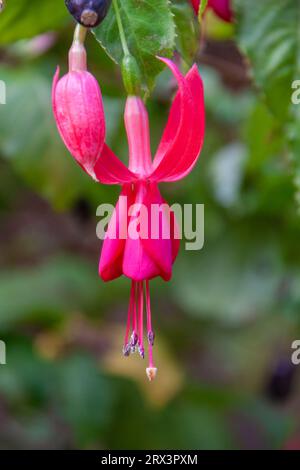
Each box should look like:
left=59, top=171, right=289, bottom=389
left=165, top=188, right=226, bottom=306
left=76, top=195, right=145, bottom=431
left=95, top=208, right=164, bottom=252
left=0, top=0, right=299, bottom=451
left=234, top=0, right=300, bottom=203
left=0, top=0, right=68, bottom=43
left=171, top=1, right=199, bottom=67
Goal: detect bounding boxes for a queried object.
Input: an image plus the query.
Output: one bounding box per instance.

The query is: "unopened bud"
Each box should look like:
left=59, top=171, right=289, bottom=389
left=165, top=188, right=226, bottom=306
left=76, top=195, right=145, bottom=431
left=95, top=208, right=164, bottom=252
left=52, top=43, right=105, bottom=178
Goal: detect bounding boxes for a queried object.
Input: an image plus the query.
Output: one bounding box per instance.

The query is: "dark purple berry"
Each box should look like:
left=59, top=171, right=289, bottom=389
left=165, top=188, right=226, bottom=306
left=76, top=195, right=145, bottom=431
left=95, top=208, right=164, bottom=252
left=65, top=0, right=112, bottom=28
left=265, top=358, right=296, bottom=402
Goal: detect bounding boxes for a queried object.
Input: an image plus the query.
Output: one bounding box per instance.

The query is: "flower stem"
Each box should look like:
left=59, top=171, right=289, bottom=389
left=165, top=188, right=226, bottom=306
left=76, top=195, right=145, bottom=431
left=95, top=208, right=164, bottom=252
left=112, top=0, right=130, bottom=56
left=73, top=23, right=88, bottom=45
left=69, top=24, right=88, bottom=71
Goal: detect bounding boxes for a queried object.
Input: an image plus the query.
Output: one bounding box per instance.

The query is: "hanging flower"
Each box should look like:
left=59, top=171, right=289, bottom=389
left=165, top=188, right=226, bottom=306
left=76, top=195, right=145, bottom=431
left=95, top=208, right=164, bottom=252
left=52, top=37, right=105, bottom=178
left=52, top=24, right=205, bottom=379
left=190, top=0, right=233, bottom=23
left=93, top=58, right=205, bottom=380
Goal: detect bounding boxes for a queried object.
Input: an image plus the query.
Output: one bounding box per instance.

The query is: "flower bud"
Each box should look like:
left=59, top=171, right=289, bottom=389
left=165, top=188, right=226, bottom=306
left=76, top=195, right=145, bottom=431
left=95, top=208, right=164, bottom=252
left=52, top=41, right=105, bottom=178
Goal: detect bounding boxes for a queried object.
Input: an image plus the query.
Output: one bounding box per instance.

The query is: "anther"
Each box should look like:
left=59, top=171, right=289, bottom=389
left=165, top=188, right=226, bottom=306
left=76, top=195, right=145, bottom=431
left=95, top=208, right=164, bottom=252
left=138, top=346, right=145, bottom=359
left=130, top=331, right=138, bottom=347
left=122, top=344, right=131, bottom=357
left=147, top=331, right=155, bottom=346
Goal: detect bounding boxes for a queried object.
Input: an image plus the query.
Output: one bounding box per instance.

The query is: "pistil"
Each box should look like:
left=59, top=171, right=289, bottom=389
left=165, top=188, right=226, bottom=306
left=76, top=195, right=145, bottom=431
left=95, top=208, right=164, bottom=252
left=122, top=280, right=157, bottom=380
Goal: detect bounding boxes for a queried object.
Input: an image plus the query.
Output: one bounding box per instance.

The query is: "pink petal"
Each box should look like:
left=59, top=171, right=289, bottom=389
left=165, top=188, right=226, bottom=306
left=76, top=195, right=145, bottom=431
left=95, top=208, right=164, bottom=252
left=141, top=184, right=175, bottom=281
left=93, top=144, right=137, bottom=185
left=169, top=203, right=180, bottom=263
left=123, top=236, right=162, bottom=281
left=100, top=183, right=179, bottom=282
left=122, top=183, right=174, bottom=281
left=150, top=59, right=205, bottom=182
left=122, top=183, right=162, bottom=281
left=99, top=185, right=133, bottom=281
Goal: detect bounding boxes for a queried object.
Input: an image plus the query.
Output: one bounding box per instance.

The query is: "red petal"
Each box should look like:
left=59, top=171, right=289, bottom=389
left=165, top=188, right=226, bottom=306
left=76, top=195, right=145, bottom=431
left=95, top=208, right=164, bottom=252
left=122, top=183, right=163, bottom=281
left=151, top=58, right=193, bottom=179
left=123, top=236, right=162, bottom=281
left=150, top=59, right=205, bottom=182
left=190, top=0, right=200, bottom=14
left=169, top=203, right=180, bottom=263
left=140, top=184, right=174, bottom=281
left=94, top=144, right=137, bottom=185
left=208, top=0, right=233, bottom=23
left=122, top=183, right=175, bottom=281
left=164, top=65, right=205, bottom=182
left=99, top=185, right=133, bottom=281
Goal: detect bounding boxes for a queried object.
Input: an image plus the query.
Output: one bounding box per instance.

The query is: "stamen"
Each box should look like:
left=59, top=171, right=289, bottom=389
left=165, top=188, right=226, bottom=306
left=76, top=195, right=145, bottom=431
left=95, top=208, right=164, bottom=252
left=131, top=281, right=138, bottom=353
left=130, top=331, right=138, bottom=350
left=146, top=281, right=155, bottom=346
left=122, top=280, right=157, bottom=381
left=138, top=281, right=145, bottom=359
left=147, top=331, right=155, bottom=347
left=123, top=282, right=134, bottom=350
left=122, top=344, right=131, bottom=357
left=146, top=281, right=155, bottom=362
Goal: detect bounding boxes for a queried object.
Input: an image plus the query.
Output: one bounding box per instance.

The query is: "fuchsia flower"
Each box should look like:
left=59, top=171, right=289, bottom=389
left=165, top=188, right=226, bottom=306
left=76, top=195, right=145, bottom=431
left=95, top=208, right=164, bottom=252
left=52, top=41, right=105, bottom=178
left=52, top=47, right=205, bottom=380
left=190, top=0, right=233, bottom=23
left=95, top=58, right=205, bottom=380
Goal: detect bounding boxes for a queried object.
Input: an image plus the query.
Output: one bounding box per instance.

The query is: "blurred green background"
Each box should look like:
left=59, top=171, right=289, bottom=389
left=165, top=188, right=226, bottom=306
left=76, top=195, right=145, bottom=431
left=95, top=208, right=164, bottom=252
left=0, top=0, right=300, bottom=450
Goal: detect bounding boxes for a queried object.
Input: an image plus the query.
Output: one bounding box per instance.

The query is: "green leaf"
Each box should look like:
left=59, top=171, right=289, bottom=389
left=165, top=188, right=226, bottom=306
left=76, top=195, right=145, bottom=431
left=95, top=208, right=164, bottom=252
left=172, top=0, right=200, bottom=66
left=93, top=0, right=176, bottom=93
left=0, top=0, right=68, bottom=44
